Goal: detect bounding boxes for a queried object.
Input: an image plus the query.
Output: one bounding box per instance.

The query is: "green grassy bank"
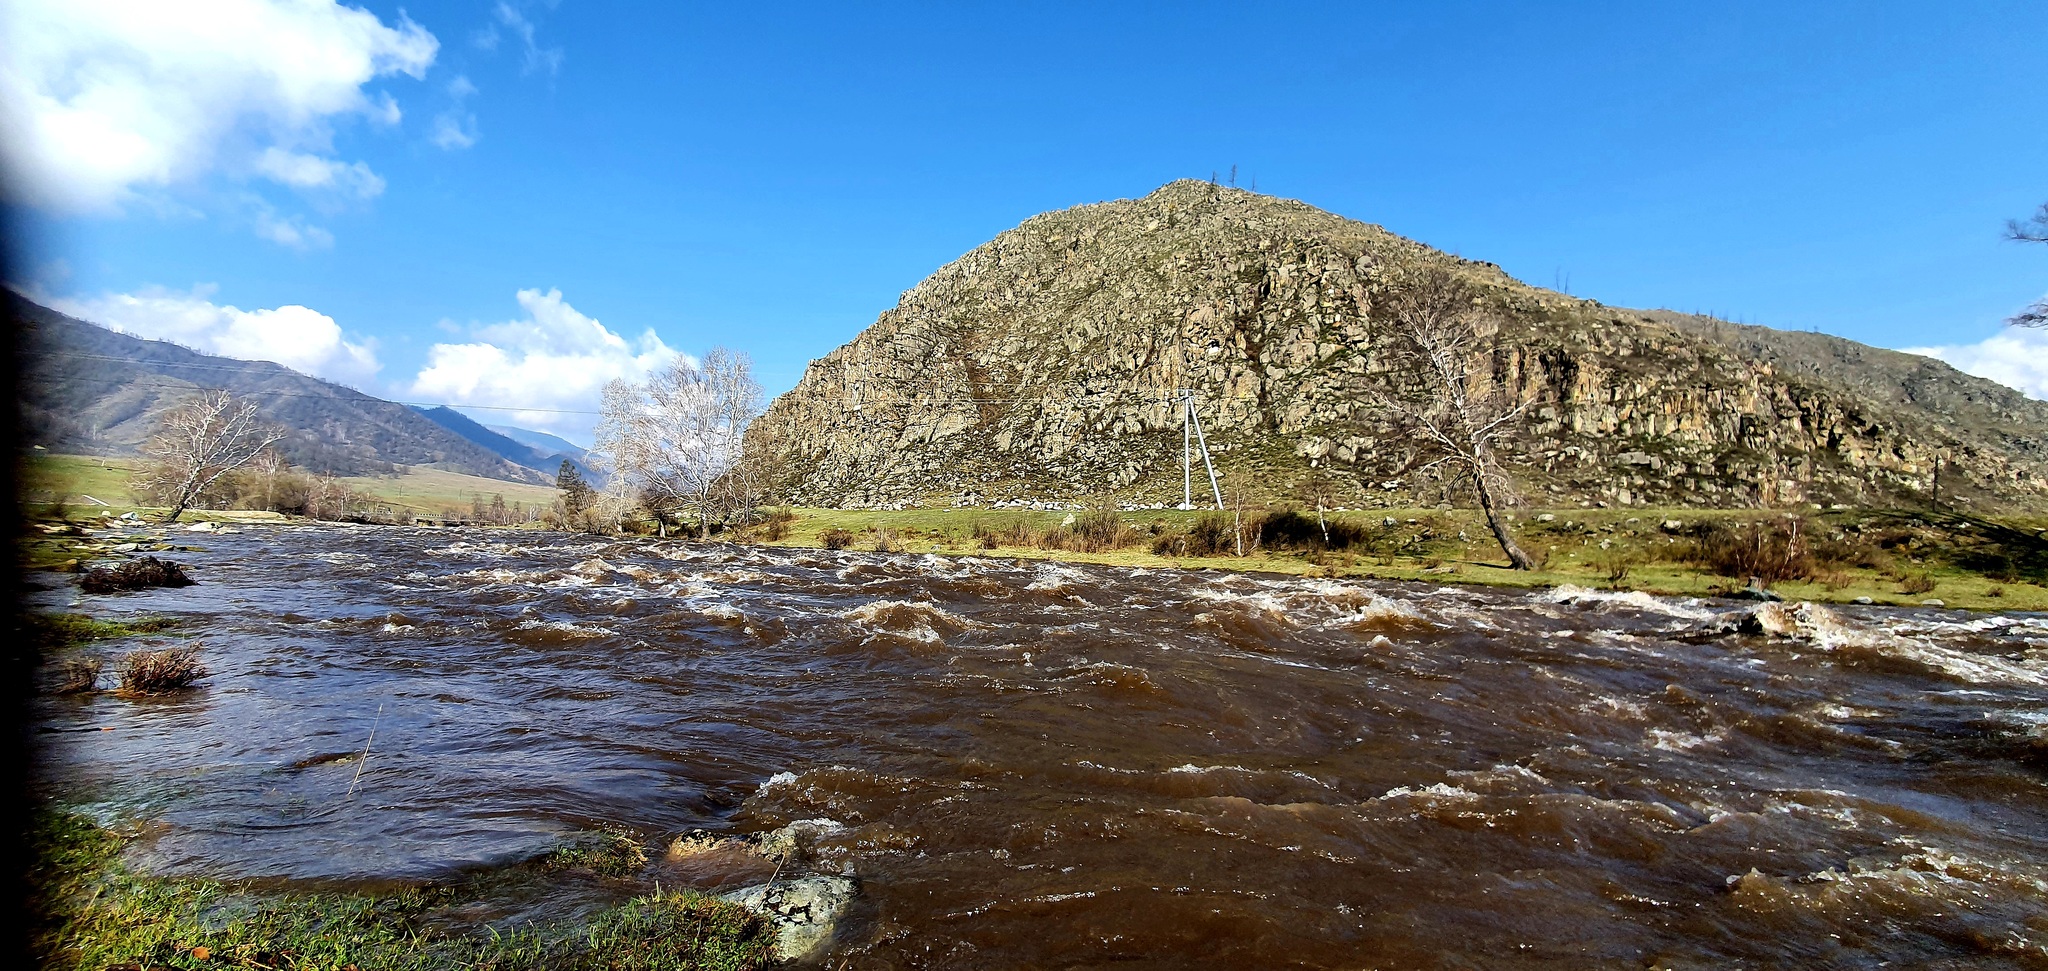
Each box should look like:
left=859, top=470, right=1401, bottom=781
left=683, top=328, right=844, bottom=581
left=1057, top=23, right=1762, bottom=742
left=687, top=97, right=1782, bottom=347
left=22, top=453, right=560, bottom=520
left=21, top=452, right=2044, bottom=610
left=28, top=812, right=772, bottom=971
left=756, top=505, right=2048, bottom=611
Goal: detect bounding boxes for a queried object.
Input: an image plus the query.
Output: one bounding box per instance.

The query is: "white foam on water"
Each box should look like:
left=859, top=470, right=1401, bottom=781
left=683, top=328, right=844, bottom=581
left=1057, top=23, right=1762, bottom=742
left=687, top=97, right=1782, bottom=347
left=1026, top=562, right=1092, bottom=592
left=1375, top=782, right=1480, bottom=802
left=1545, top=584, right=1716, bottom=621
left=699, top=568, right=774, bottom=586
left=1646, top=726, right=1729, bottom=752
left=1448, top=763, right=1552, bottom=788
left=842, top=599, right=973, bottom=633
left=513, top=619, right=616, bottom=638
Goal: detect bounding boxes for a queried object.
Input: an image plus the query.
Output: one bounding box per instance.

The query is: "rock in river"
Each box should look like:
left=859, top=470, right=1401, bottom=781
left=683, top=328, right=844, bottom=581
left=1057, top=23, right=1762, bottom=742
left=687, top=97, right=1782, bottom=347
left=721, top=875, right=857, bottom=963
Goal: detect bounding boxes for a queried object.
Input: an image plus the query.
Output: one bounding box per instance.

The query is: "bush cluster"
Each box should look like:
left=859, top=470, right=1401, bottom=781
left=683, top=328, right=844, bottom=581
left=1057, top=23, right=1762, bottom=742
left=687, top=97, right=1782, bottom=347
left=971, top=509, right=1147, bottom=554
left=1149, top=509, right=1389, bottom=558
left=1680, top=519, right=1815, bottom=584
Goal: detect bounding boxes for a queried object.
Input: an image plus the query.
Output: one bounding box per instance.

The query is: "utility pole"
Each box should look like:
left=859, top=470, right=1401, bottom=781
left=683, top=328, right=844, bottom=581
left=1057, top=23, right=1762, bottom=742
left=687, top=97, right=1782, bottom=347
left=1181, top=392, right=1224, bottom=510
left=1175, top=311, right=1224, bottom=512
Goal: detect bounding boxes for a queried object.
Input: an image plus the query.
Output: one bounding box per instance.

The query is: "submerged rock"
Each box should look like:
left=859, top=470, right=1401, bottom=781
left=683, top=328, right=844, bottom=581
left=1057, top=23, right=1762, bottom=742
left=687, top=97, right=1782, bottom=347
left=720, top=875, right=857, bottom=963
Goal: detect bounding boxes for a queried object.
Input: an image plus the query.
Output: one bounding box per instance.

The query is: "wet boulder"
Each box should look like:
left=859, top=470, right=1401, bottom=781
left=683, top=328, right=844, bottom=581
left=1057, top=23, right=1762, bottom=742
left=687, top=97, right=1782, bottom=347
left=78, top=556, right=194, bottom=594
left=1723, top=601, right=1845, bottom=639
left=757, top=818, right=849, bottom=865
left=720, top=875, right=857, bottom=964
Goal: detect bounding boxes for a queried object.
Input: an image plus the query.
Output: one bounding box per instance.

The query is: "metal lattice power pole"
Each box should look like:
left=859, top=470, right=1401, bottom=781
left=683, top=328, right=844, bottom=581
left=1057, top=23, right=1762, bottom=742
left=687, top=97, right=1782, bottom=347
left=1182, top=394, right=1193, bottom=510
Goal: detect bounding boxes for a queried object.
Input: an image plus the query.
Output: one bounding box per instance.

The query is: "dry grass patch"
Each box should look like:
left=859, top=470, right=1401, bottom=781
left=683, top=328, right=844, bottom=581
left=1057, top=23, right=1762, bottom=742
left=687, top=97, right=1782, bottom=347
left=52, top=659, right=103, bottom=695
left=117, top=647, right=206, bottom=695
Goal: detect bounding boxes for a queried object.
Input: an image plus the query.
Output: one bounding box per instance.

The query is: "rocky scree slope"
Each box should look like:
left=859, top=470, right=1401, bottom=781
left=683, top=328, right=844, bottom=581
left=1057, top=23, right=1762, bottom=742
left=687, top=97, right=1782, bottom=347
left=748, top=181, right=2048, bottom=511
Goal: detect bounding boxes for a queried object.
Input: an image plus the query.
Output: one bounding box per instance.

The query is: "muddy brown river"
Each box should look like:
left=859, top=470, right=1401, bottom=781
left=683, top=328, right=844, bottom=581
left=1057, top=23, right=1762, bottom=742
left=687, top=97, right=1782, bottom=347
left=30, top=524, right=2048, bottom=968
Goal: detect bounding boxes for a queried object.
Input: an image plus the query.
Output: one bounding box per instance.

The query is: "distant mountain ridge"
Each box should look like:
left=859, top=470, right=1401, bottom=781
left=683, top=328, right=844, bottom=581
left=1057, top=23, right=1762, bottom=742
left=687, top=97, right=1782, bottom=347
left=416, top=406, right=604, bottom=485
left=16, top=293, right=550, bottom=485
left=488, top=425, right=590, bottom=464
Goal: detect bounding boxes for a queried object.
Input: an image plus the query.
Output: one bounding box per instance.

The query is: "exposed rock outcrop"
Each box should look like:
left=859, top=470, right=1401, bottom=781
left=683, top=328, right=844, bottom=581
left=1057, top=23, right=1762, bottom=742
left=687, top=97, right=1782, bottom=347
left=749, top=181, right=2048, bottom=510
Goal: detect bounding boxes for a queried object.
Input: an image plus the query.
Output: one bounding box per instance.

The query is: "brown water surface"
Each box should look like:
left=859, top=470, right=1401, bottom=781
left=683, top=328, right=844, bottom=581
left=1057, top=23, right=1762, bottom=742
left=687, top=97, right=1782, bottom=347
left=31, top=524, right=2048, bottom=968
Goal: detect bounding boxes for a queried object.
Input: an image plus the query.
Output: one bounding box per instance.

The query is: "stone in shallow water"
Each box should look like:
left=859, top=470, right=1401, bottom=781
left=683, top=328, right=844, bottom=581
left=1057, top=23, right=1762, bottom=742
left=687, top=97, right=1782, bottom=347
left=756, top=818, right=848, bottom=864
left=720, top=875, right=857, bottom=963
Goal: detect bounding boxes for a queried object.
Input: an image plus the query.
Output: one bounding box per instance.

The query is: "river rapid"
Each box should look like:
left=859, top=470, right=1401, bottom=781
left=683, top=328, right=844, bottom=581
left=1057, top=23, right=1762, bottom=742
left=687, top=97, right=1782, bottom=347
left=30, top=523, right=2048, bottom=969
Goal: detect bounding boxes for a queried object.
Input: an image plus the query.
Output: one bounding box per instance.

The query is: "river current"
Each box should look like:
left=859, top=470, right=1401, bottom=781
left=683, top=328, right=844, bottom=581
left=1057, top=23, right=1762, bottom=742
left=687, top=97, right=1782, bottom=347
left=29, top=523, right=2048, bottom=969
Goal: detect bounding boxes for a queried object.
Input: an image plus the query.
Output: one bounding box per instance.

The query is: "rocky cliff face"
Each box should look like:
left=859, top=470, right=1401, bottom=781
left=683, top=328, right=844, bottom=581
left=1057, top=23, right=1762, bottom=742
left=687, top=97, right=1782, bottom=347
left=749, top=181, right=2048, bottom=511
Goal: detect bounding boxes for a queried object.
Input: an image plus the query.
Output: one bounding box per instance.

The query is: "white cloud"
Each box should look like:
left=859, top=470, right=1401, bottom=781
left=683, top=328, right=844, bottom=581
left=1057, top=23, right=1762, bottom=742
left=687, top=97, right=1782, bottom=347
left=480, top=3, right=562, bottom=76
left=49, top=285, right=381, bottom=387
left=412, top=289, right=681, bottom=441
left=1903, top=325, right=2048, bottom=400
left=251, top=207, right=335, bottom=250
left=252, top=147, right=385, bottom=198
left=430, top=75, right=478, bottom=150
left=0, top=0, right=437, bottom=213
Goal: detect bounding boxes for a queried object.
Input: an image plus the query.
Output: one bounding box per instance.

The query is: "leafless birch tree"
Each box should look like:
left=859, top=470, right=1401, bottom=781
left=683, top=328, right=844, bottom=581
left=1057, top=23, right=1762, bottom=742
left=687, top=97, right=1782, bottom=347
left=136, top=391, right=286, bottom=523
left=2007, top=203, right=2048, bottom=327
left=593, top=348, right=765, bottom=538
left=1363, top=268, right=1537, bottom=570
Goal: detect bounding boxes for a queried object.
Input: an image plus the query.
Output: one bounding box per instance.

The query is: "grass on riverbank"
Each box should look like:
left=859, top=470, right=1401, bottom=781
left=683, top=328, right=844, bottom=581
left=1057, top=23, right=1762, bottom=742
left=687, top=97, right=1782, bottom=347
left=21, top=453, right=559, bottom=521
left=29, top=811, right=773, bottom=971
left=336, top=466, right=561, bottom=518
left=756, top=506, right=2048, bottom=611
left=22, top=452, right=2044, bottom=610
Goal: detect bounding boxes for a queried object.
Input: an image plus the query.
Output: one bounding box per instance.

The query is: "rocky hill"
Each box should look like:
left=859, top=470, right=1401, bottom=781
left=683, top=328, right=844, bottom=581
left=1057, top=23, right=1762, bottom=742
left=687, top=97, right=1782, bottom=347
left=17, top=294, right=549, bottom=484
left=748, top=181, right=2048, bottom=511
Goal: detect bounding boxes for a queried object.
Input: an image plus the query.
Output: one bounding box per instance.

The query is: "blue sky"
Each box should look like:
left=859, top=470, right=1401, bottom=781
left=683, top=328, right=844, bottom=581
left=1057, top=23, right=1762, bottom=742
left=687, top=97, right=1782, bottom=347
left=8, top=1, right=2047, bottom=443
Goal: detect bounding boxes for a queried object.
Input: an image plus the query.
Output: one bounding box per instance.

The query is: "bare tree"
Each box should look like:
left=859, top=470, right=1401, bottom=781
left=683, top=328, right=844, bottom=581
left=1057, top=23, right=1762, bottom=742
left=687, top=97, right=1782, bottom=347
left=1361, top=267, right=1537, bottom=570
left=2007, top=203, right=2048, bottom=326
left=135, top=391, right=286, bottom=523
left=1300, top=472, right=1339, bottom=546
left=247, top=447, right=289, bottom=512
left=593, top=348, right=765, bottom=538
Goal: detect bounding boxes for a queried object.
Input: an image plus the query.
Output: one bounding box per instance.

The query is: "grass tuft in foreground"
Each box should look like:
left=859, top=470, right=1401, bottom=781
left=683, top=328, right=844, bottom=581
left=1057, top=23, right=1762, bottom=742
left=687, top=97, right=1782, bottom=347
left=30, top=811, right=774, bottom=971
left=52, top=658, right=104, bottom=694
left=542, top=828, right=650, bottom=876
left=116, top=647, right=208, bottom=695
